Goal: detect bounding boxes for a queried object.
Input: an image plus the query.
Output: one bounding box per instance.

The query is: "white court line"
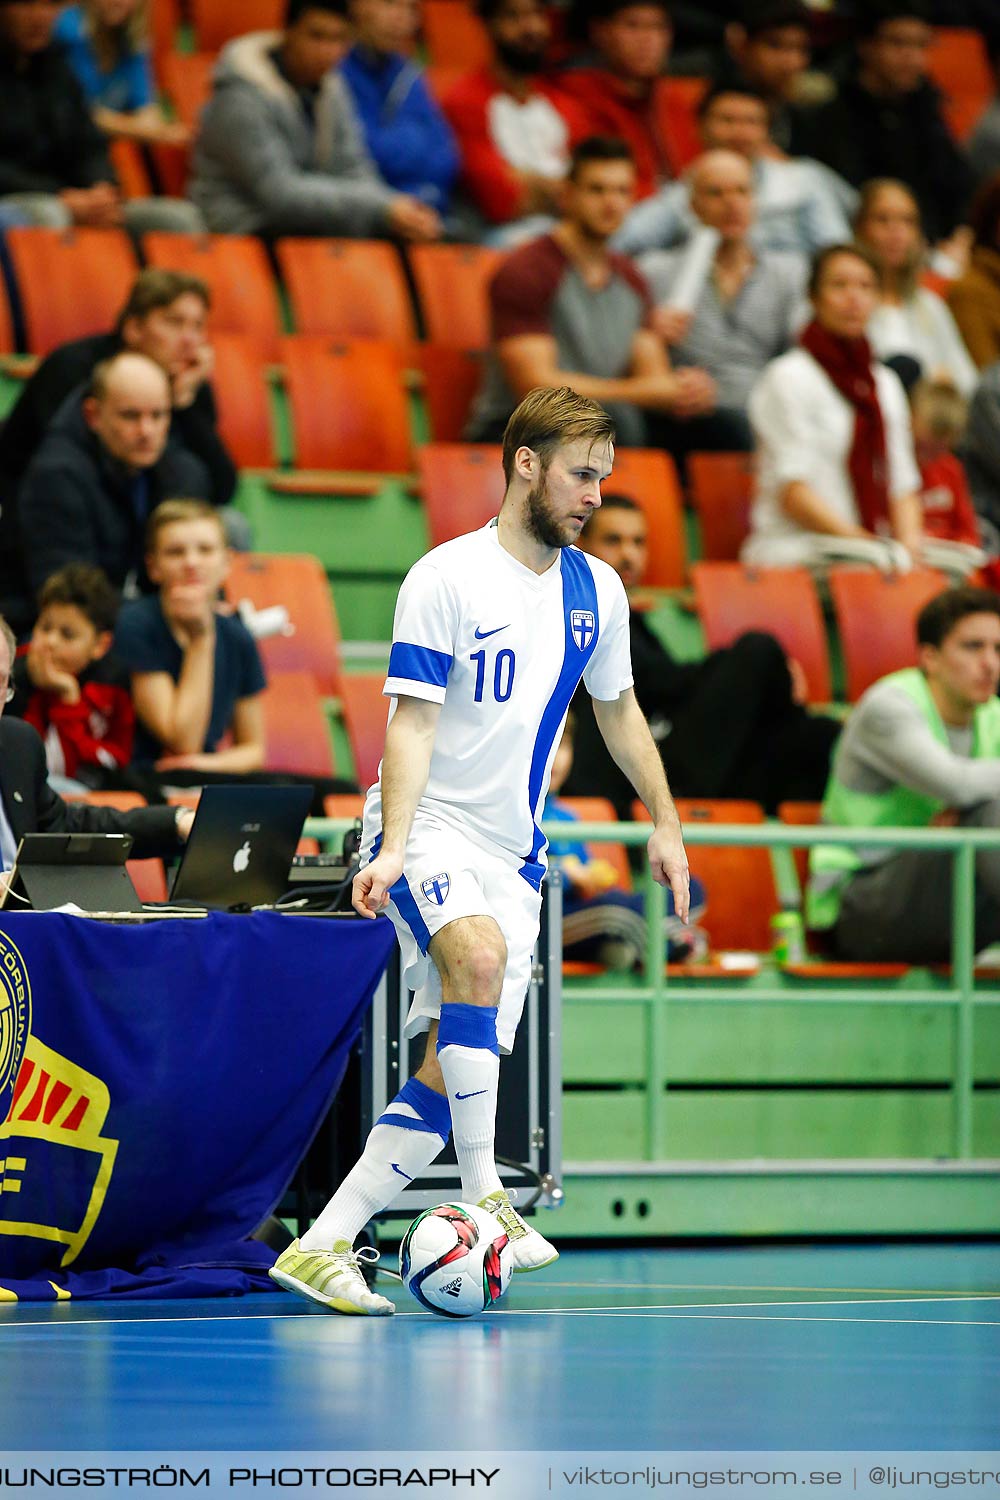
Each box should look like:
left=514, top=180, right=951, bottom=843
left=2, top=1294, right=999, bottom=1330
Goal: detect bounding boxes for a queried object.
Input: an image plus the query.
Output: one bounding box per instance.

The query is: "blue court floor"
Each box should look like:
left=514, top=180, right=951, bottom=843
left=1, top=1244, right=998, bottom=1452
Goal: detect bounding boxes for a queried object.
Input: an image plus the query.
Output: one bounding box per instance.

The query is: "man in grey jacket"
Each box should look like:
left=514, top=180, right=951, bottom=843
left=189, top=0, right=440, bottom=241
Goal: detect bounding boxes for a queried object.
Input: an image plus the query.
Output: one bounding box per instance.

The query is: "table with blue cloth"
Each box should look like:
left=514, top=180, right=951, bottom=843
left=0, top=911, right=395, bottom=1301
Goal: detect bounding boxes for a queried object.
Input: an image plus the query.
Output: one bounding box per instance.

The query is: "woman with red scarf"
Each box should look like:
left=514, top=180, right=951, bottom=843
left=741, top=243, right=924, bottom=572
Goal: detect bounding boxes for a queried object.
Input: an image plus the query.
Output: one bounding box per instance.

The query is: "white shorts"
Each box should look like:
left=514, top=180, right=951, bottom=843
left=360, top=805, right=542, bottom=1054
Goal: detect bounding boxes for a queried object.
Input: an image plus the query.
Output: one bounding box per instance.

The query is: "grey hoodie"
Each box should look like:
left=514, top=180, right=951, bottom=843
left=189, top=31, right=394, bottom=236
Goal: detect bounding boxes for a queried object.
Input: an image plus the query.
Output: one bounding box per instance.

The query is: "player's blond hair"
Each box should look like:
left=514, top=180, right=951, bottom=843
left=145, top=499, right=226, bottom=554
left=502, top=387, right=615, bottom=486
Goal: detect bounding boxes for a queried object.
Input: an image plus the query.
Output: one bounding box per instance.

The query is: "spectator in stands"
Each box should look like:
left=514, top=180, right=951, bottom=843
left=567, top=494, right=840, bottom=814
left=946, top=173, right=1000, bottom=371
left=742, top=243, right=924, bottom=572
left=0, top=613, right=192, bottom=889
left=18, top=351, right=212, bottom=606
left=340, top=0, right=458, bottom=215
left=190, top=0, right=441, bottom=241
left=114, top=501, right=266, bottom=777
left=908, top=377, right=992, bottom=581
left=638, top=148, right=804, bottom=426
left=790, top=0, right=973, bottom=244
left=0, top=0, right=199, bottom=231
left=808, top=585, right=1000, bottom=964
left=555, top=0, right=680, bottom=201
left=466, top=135, right=719, bottom=452
left=712, top=0, right=813, bottom=154
left=960, top=361, right=1000, bottom=539
left=442, top=0, right=587, bottom=243
left=855, top=178, right=977, bottom=397
left=9, top=563, right=134, bottom=795
left=616, top=82, right=851, bottom=258
left=544, top=712, right=707, bottom=966
left=0, top=270, right=239, bottom=637
left=969, top=38, right=1000, bottom=187
left=54, top=0, right=190, bottom=148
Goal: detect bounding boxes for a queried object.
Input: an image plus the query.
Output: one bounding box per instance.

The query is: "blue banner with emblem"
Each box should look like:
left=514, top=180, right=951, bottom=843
left=0, top=911, right=395, bottom=1300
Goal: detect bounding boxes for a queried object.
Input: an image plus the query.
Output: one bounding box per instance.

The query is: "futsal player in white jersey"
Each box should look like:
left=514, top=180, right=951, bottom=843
left=270, top=386, right=690, bottom=1315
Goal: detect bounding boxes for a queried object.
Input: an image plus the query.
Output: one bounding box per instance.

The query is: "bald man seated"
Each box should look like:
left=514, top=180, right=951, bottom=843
left=18, top=351, right=212, bottom=607
left=638, top=149, right=807, bottom=417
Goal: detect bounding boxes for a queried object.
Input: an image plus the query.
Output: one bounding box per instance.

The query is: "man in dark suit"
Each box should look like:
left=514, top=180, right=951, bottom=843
left=0, top=614, right=191, bottom=888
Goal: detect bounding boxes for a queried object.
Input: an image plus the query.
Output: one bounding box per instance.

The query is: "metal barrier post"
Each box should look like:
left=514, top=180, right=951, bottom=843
left=952, top=841, right=977, bottom=1159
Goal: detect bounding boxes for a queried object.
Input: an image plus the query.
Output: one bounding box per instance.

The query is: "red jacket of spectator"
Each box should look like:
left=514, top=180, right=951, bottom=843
left=16, top=652, right=134, bottom=781
left=918, top=451, right=981, bottom=546
left=442, top=67, right=588, bottom=224
left=552, top=68, right=682, bottom=199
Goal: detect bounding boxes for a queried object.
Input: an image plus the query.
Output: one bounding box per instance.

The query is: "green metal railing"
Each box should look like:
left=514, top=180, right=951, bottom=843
left=304, top=817, right=1000, bottom=1162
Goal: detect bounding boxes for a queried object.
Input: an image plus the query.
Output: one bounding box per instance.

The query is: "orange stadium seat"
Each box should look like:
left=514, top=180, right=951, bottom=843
left=160, top=51, right=215, bottom=132
left=5, top=227, right=137, bottom=355
left=635, top=797, right=776, bottom=953
left=143, top=232, right=283, bottom=358
left=413, top=345, right=483, bottom=441
left=225, top=552, right=342, bottom=696
left=558, top=796, right=633, bottom=891
left=687, top=451, right=755, bottom=561
left=259, top=670, right=335, bottom=776
left=209, top=333, right=276, bottom=467
left=926, top=28, right=993, bottom=141
left=607, top=448, right=686, bottom=587
left=340, top=674, right=389, bottom=791
left=323, top=793, right=366, bottom=821
left=421, top=0, right=491, bottom=69
left=417, top=443, right=506, bottom=545
left=277, top=239, right=416, bottom=344
left=109, top=139, right=154, bottom=198
left=828, top=566, right=949, bottom=702
left=408, top=244, right=501, bottom=349
left=777, top=799, right=823, bottom=898
left=190, top=0, right=283, bottom=51
left=280, top=336, right=412, bottom=472
left=150, top=0, right=181, bottom=67
left=692, top=562, right=831, bottom=703
left=0, top=275, right=14, bottom=354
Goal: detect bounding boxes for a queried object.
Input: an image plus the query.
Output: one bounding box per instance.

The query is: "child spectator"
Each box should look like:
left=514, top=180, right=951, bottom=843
left=114, top=500, right=266, bottom=777
left=11, top=563, right=133, bottom=794
left=543, top=714, right=706, bottom=967
left=910, top=377, right=995, bottom=583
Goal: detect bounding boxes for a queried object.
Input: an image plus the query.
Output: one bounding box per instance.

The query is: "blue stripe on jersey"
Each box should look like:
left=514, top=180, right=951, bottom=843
left=519, top=549, right=600, bottom=889
left=389, top=871, right=432, bottom=952
left=388, top=641, right=453, bottom=689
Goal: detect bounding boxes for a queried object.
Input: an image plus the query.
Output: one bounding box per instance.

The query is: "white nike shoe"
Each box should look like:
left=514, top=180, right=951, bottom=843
left=478, top=1188, right=559, bottom=1273
left=269, top=1238, right=395, bottom=1315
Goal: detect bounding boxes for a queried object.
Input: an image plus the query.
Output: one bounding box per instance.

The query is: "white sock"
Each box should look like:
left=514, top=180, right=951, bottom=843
left=300, top=1079, right=450, bottom=1251
left=436, top=1002, right=503, bottom=1204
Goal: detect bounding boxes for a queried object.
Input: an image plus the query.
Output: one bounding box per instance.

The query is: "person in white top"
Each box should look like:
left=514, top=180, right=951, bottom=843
left=269, top=386, right=690, bottom=1315
left=742, top=242, right=924, bottom=573
left=854, top=178, right=978, bottom=399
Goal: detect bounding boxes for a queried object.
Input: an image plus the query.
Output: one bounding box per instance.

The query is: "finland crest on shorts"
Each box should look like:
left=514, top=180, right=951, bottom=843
left=571, top=609, right=596, bottom=650
left=421, top=873, right=451, bottom=906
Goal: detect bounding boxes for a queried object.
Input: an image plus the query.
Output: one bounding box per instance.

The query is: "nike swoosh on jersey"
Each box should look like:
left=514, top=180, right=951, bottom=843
left=454, top=1089, right=488, bottom=1100
left=390, top=1163, right=414, bottom=1180
left=474, top=624, right=510, bottom=639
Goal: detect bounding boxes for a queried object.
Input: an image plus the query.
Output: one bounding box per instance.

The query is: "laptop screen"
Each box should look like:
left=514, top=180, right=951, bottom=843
left=169, top=785, right=312, bottom=910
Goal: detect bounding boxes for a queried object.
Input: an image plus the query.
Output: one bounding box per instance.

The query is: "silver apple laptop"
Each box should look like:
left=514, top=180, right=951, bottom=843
left=168, top=784, right=312, bottom=910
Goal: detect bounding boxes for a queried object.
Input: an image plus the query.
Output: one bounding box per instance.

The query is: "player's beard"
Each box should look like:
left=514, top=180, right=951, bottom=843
left=525, top=475, right=575, bottom=550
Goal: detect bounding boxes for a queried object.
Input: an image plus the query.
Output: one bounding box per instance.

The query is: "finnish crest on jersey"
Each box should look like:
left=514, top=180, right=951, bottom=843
left=571, top=609, right=596, bottom=650
left=421, top=873, right=451, bottom=906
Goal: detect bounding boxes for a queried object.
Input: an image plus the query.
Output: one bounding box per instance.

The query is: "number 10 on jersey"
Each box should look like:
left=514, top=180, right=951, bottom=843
left=471, top=648, right=516, bottom=703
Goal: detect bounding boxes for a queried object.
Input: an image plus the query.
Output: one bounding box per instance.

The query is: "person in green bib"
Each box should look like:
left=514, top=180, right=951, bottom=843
left=808, top=584, right=1000, bottom=963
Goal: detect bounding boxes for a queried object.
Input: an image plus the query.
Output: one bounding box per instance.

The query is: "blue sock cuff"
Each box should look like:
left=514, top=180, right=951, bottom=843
left=436, top=1002, right=500, bottom=1057
left=395, top=1076, right=452, bottom=1140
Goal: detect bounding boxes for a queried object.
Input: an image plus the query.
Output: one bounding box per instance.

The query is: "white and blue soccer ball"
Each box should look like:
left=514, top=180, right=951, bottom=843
left=399, top=1201, right=513, bottom=1317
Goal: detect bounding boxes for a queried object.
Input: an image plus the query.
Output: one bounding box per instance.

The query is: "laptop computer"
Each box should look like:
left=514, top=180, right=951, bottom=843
left=168, top=784, right=312, bottom=910
left=1, top=832, right=140, bottom=912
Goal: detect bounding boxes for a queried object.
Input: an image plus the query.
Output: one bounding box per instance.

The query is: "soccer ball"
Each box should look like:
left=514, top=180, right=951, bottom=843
left=399, top=1201, right=513, bottom=1318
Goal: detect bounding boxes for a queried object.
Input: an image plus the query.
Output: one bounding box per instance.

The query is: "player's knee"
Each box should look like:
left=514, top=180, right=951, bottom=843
left=462, top=936, right=507, bottom=998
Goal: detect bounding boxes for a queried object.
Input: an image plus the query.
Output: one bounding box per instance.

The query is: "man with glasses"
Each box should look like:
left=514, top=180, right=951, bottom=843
left=0, top=614, right=192, bottom=894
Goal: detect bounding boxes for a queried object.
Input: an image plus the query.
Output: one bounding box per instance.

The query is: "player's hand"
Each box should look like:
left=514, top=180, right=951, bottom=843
left=387, top=196, right=442, bottom=243
left=647, top=820, right=690, bottom=925
left=156, top=752, right=212, bottom=771
left=651, top=305, right=693, bottom=345
left=352, top=850, right=404, bottom=919
left=27, top=643, right=80, bottom=703
left=667, top=367, right=717, bottom=419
